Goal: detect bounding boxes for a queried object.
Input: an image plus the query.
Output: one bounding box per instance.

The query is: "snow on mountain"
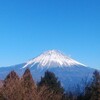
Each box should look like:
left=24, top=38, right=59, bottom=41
left=20, top=50, right=94, bottom=92
left=23, top=50, right=86, bottom=68
left=0, top=50, right=95, bottom=92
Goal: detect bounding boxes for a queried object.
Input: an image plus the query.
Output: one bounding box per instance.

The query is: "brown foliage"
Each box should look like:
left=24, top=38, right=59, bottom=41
left=1, top=71, right=23, bottom=100
left=0, top=69, right=77, bottom=100
left=37, top=85, right=63, bottom=100
left=21, top=69, right=38, bottom=100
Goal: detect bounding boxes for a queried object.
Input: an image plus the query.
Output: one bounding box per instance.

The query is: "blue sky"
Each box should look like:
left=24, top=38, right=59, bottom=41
left=0, top=0, right=100, bottom=69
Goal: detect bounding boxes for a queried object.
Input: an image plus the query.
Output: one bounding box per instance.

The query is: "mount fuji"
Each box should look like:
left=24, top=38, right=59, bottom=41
left=0, top=50, right=95, bottom=91
left=23, top=50, right=85, bottom=68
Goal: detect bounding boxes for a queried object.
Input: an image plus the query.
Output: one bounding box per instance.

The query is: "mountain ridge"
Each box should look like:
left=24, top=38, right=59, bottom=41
left=0, top=50, right=96, bottom=92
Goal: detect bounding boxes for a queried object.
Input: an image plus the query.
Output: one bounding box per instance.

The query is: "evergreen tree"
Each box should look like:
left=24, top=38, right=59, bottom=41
left=90, top=70, right=100, bottom=100
left=38, top=71, right=64, bottom=94
left=84, top=70, right=100, bottom=100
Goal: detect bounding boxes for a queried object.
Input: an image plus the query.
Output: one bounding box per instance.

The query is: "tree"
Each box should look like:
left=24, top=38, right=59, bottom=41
left=84, top=70, right=100, bottom=100
left=37, top=85, right=63, bottom=100
left=90, top=70, right=100, bottom=100
left=37, top=71, right=65, bottom=100
left=21, top=68, right=37, bottom=100
left=38, top=70, right=64, bottom=94
left=1, top=71, right=23, bottom=100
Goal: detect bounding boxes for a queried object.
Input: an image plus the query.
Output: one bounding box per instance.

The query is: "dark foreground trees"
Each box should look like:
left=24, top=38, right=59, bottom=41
left=38, top=71, right=64, bottom=100
left=0, top=69, right=37, bottom=100
left=0, top=69, right=66, bottom=100
left=0, top=71, right=22, bottom=100
left=21, top=69, right=37, bottom=100
left=83, top=70, right=100, bottom=100
left=38, top=71, right=64, bottom=93
left=0, top=69, right=100, bottom=100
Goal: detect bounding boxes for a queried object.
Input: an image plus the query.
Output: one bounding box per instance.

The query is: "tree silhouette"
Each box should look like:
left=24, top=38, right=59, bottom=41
left=38, top=70, right=64, bottom=93
left=90, top=70, right=100, bottom=100
left=84, top=70, right=100, bottom=100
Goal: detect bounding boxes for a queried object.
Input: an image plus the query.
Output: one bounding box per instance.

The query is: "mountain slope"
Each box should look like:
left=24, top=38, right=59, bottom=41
left=0, top=50, right=95, bottom=92
left=23, top=50, right=85, bottom=68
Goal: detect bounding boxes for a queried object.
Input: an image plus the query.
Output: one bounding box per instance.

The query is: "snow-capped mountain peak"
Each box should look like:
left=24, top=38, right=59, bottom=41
left=0, top=50, right=94, bottom=92
left=23, top=50, right=86, bottom=68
